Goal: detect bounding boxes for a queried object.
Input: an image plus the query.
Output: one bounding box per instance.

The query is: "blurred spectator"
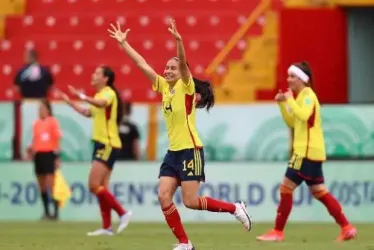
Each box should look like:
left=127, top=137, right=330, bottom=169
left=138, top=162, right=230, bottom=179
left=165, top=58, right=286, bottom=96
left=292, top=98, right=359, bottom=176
left=14, top=49, right=54, bottom=98
left=118, top=102, right=141, bottom=161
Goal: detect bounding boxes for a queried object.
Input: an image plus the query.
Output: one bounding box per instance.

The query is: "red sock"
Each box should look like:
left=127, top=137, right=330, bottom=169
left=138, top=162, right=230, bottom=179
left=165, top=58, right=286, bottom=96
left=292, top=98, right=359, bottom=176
left=318, top=193, right=349, bottom=227
left=98, top=196, right=112, bottom=229
left=198, top=197, right=236, bottom=214
left=96, top=187, right=126, bottom=217
left=274, top=192, right=293, bottom=231
left=162, top=203, right=189, bottom=244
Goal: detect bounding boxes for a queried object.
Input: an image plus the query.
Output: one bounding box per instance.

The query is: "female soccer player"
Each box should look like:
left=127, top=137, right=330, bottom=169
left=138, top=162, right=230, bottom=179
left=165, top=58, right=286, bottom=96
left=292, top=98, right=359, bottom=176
left=108, top=21, right=252, bottom=250
left=59, top=66, right=132, bottom=236
left=256, top=62, right=357, bottom=242
left=26, top=99, right=61, bottom=220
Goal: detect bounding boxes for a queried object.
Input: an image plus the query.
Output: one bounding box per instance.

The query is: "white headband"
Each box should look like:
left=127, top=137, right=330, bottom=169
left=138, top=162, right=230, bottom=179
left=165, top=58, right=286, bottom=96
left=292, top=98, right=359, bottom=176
left=288, top=65, right=309, bottom=83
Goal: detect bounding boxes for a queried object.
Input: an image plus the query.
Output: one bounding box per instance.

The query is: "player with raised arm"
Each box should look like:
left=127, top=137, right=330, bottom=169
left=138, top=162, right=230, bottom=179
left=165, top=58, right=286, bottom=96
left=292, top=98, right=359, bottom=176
left=256, top=62, right=357, bottom=242
left=58, top=66, right=132, bottom=236
left=108, top=21, right=252, bottom=250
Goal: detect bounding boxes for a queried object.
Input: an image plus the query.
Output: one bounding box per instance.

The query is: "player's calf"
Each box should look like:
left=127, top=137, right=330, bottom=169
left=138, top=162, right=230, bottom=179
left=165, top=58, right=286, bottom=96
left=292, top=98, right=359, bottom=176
left=311, top=185, right=350, bottom=228
left=181, top=179, right=252, bottom=231
left=186, top=196, right=252, bottom=231
left=184, top=196, right=235, bottom=213
left=311, top=185, right=357, bottom=241
left=181, top=181, right=236, bottom=213
left=257, top=182, right=295, bottom=241
left=159, top=177, right=190, bottom=245
left=274, top=184, right=294, bottom=232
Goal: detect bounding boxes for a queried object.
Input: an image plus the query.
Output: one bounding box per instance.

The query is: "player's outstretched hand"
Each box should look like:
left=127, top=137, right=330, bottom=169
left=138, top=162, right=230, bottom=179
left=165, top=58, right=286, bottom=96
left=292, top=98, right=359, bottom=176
left=283, top=88, right=293, bottom=99
left=55, top=89, right=70, bottom=102
left=108, top=22, right=130, bottom=44
left=275, top=90, right=286, bottom=102
left=68, top=85, right=81, bottom=97
left=168, top=19, right=182, bottom=41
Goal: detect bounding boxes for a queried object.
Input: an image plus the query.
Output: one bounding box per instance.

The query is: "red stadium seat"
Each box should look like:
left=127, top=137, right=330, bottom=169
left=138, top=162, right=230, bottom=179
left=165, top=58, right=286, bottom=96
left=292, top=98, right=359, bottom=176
left=0, top=0, right=265, bottom=101
left=26, top=0, right=259, bottom=14
left=1, top=37, right=223, bottom=70
left=0, top=62, right=19, bottom=100
left=5, top=13, right=262, bottom=38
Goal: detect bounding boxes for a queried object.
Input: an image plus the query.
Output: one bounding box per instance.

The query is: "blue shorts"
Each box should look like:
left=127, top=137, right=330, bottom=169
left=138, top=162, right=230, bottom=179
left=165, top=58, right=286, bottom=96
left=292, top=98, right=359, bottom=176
left=159, top=148, right=205, bottom=182
left=285, top=154, right=324, bottom=186
left=92, top=141, right=120, bottom=170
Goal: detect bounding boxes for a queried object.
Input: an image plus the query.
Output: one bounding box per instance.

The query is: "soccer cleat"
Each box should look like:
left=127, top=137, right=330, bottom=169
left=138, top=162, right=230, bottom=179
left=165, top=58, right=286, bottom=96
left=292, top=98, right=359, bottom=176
left=256, top=229, right=284, bottom=242
left=86, top=228, right=113, bottom=236
left=41, top=215, right=52, bottom=221
left=50, top=214, right=59, bottom=221
left=172, top=241, right=195, bottom=250
left=336, top=224, right=357, bottom=242
left=117, top=210, right=133, bottom=233
left=233, top=201, right=252, bottom=231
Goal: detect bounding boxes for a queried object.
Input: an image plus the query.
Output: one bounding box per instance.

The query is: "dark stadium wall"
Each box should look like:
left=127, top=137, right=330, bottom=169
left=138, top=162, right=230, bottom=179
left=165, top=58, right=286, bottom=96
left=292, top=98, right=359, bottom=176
left=277, top=8, right=348, bottom=104
left=347, top=7, right=374, bottom=103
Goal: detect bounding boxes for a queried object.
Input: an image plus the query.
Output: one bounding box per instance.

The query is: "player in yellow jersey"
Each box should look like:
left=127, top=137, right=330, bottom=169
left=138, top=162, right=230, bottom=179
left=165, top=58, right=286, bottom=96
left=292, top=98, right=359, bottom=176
left=257, top=62, right=357, bottom=242
left=59, top=65, right=132, bottom=236
left=108, top=20, right=252, bottom=250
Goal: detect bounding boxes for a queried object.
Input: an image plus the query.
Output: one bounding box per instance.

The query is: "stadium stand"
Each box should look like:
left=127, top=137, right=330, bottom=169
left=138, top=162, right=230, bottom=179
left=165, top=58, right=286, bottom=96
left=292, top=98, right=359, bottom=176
left=0, top=0, right=266, bottom=102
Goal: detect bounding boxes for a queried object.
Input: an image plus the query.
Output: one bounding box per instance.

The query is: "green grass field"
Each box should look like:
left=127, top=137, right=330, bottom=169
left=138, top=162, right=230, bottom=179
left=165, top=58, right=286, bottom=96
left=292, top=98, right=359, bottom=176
left=0, top=222, right=372, bottom=250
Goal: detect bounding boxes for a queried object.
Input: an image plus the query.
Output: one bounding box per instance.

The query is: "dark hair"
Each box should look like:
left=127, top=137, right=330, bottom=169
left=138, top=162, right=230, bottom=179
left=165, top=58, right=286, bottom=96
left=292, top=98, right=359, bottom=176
left=123, top=101, right=132, bottom=116
left=100, top=65, right=123, bottom=125
left=171, top=57, right=215, bottom=112
left=28, top=49, right=39, bottom=61
left=294, top=61, right=313, bottom=87
left=40, top=98, right=53, bottom=116
left=194, top=78, right=215, bottom=112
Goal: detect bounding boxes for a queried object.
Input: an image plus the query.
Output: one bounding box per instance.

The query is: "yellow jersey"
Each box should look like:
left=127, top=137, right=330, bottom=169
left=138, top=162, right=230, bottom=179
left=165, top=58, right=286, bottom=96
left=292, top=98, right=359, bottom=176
left=152, top=75, right=203, bottom=151
left=279, top=87, right=326, bottom=161
left=90, top=86, right=122, bottom=148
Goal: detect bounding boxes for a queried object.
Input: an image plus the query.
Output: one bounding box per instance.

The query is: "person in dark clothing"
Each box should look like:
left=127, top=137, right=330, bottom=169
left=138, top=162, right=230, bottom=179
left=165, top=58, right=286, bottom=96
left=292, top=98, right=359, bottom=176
left=14, top=49, right=54, bottom=98
left=118, top=102, right=141, bottom=161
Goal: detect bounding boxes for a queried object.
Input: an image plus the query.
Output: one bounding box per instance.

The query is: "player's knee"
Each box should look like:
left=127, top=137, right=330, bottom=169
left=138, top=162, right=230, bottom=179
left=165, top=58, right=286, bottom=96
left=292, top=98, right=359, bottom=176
left=158, top=190, right=173, bottom=208
left=45, top=175, right=54, bottom=189
left=183, top=197, right=199, bottom=209
left=279, top=184, right=294, bottom=194
left=310, top=185, right=328, bottom=199
left=36, top=177, right=47, bottom=191
left=88, top=181, right=101, bottom=194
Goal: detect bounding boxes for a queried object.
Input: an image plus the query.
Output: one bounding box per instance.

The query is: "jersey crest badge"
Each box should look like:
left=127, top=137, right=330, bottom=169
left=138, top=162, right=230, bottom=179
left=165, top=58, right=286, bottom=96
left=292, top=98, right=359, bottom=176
left=304, top=97, right=312, bottom=105
left=104, top=92, right=111, bottom=100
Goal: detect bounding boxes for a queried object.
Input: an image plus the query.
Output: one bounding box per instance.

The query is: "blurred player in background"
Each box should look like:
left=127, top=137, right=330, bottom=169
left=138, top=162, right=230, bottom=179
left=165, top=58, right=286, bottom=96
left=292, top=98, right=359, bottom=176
left=59, top=66, right=132, bottom=236
left=108, top=20, right=251, bottom=250
left=256, top=62, right=357, bottom=242
left=26, top=99, right=61, bottom=220
left=118, top=101, right=141, bottom=161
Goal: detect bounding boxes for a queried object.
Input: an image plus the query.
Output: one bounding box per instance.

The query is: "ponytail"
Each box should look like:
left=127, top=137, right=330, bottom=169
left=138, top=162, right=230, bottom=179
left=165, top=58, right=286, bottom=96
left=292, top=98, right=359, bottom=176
left=193, top=77, right=215, bottom=112
left=170, top=57, right=215, bottom=112
left=101, top=65, right=124, bottom=125
left=109, top=85, right=124, bottom=125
